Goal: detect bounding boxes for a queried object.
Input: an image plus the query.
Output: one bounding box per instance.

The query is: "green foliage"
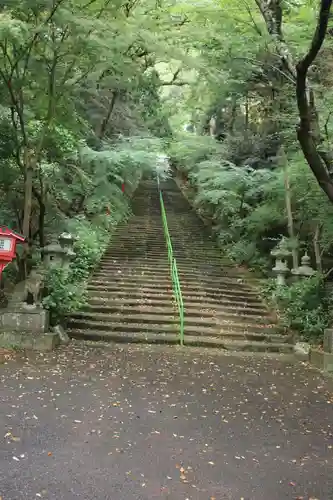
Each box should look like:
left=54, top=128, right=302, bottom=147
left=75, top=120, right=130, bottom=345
left=0, top=0, right=176, bottom=322
left=0, top=0, right=175, bottom=239
left=1, top=0, right=333, bottom=346
left=43, top=267, right=86, bottom=324
left=43, top=190, right=131, bottom=323
left=168, top=135, right=224, bottom=172
left=261, top=276, right=332, bottom=342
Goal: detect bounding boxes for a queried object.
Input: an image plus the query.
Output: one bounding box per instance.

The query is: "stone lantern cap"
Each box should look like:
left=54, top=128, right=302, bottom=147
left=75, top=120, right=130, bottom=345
left=270, top=237, right=291, bottom=259
left=59, top=232, right=75, bottom=249
left=42, top=241, right=66, bottom=256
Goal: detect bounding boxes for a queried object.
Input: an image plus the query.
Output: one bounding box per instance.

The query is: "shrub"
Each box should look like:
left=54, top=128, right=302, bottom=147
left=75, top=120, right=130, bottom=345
left=42, top=267, right=87, bottom=324
left=261, top=275, right=332, bottom=342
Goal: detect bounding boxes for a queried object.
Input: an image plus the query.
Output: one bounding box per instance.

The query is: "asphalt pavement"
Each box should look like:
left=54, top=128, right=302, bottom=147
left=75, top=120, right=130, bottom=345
left=0, top=342, right=332, bottom=500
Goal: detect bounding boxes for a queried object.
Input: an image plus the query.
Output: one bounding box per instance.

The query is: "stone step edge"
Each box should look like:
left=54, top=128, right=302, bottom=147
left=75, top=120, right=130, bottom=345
left=67, top=318, right=282, bottom=336
left=67, top=329, right=293, bottom=352
left=85, top=301, right=269, bottom=315
left=86, top=289, right=263, bottom=303
left=87, top=282, right=259, bottom=296
left=71, top=310, right=274, bottom=325
left=92, top=272, right=260, bottom=285
left=81, top=304, right=271, bottom=320
left=96, top=269, right=262, bottom=284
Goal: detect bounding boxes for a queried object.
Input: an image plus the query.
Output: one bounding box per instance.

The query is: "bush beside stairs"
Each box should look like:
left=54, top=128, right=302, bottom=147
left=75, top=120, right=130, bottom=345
left=68, top=178, right=294, bottom=353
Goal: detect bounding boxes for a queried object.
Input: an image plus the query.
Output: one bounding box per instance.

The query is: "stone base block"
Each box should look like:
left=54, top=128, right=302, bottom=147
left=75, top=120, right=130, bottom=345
left=324, top=329, right=333, bottom=353
left=310, top=348, right=333, bottom=372
left=0, top=308, right=49, bottom=334
left=0, top=331, right=59, bottom=352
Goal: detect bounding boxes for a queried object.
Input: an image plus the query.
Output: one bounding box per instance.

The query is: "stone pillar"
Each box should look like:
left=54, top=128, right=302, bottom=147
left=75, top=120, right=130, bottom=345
left=309, top=329, right=333, bottom=372
left=324, top=329, right=333, bottom=353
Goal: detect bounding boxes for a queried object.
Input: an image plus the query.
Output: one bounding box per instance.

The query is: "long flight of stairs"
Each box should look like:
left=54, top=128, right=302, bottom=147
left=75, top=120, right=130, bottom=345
left=68, top=178, right=294, bottom=353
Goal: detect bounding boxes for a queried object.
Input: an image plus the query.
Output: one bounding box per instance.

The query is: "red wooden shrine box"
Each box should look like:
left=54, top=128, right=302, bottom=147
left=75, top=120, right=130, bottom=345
left=0, top=227, right=25, bottom=277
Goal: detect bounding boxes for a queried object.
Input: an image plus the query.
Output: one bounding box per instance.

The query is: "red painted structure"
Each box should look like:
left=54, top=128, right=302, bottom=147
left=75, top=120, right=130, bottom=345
left=0, top=227, right=25, bottom=278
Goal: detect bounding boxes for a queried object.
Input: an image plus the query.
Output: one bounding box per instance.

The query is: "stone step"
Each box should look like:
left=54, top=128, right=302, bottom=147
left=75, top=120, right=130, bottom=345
left=66, top=178, right=283, bottom=354
left=83, top=302, right=269, bottom=319
left=72, top=308, right=272, bottom=326
left=87, top=287, right=174, bottom=299
left=90, top=275, right=258, bottom=291
left=105, top=250, right=223, bottom=260
left=98, top=258, right=234, bottom=267
left=68, top=328, right=293, bottom=352
left=87, top=297, right=268, bottom=315
left=69, top=314, right=277, bottom=333
left=86, top=288, right=263, bottom=306
left=87, top=280, right=259, bottom=297
left=110, top=240, right=166, bottom=246
left=84, top=303, right=175, bottom=315
left=89, top=272, right=255, bottom=287
left=98, top=264, right=240, bottom=275
left=109, top=248, right=167, bottom=255
left=94, top=268, right=256, bottom=284
left=86, top=285, right=260, bottom=302
left=92, top=268, right=252, bottom=283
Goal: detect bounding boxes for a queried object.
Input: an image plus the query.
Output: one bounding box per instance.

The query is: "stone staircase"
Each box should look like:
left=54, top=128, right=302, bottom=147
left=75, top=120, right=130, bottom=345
left=68, top=178, right=294, bottom=353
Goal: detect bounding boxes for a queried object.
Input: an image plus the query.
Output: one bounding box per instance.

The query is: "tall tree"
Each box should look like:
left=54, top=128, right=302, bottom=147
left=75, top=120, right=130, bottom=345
left=255, top=0, right=333, bottom=202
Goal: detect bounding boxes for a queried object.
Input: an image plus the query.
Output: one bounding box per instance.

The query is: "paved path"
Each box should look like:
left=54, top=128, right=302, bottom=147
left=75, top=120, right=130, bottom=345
left=0, top=343, right=332, bottom=499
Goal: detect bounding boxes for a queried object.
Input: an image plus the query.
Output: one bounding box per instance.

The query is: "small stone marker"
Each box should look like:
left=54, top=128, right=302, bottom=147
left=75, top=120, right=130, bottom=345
left=53, top=325, right=70, bottom=345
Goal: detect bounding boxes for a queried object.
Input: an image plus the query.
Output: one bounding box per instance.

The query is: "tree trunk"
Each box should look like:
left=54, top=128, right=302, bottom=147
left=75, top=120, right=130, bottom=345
left=96, top=91, right=118, bottom=139
left=313, top=223, right=322, bottom=272
left=38, top=200, right=46, bottom=249
left=245, top=94, right=249, bottom=129
left=21, top=149, right=35, bottom=278
left=22, top=150, right=34, bottom=240
left=280, top=146, right=298, bottom=269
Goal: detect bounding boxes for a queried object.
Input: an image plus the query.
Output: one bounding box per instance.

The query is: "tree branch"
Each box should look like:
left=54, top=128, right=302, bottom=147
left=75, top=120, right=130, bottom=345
left=159, top=68, right=190, bottom=86
left=297, top=0, right=332, bottom=75
left=240, top=0, right=263, bottom=36
left=296, top=0, right=333, bottom=203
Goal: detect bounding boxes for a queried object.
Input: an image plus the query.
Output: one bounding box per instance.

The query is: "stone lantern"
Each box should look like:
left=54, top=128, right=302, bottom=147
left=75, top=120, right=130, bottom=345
left=271, top=237, right=291, bottom=286
left=42, top=239, right=67, bottom=269
left=58, top=232, right=76, bottom=270
left=292, top=252, right=315, bottom=279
